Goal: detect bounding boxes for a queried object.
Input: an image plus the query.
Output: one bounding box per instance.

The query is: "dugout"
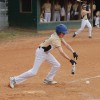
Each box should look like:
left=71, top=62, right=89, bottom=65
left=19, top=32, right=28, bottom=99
left=8, top=0, right=94, bottom=31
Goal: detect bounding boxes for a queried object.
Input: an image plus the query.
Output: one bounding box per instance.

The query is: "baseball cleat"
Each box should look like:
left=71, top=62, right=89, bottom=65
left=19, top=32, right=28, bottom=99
left=43, top=79, right=57, bottom=85
left=72, top=33, right=76, bottom=37
left=9, top=77, right=15, bottom=88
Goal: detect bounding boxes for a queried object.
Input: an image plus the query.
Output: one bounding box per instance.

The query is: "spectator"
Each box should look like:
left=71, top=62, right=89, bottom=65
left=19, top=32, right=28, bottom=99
left=66, top=1, right=72, bottom=21
left=95, top=11, right=100, bottom=28
left=53, top=1, right=61, bottom=21
left=42, top=0, right=51, bottom=22
left=71, top=1, right=79, bottom=20
left=93, top=1, right=96, bottom=26
left=60, top=6, right=65, bottom=21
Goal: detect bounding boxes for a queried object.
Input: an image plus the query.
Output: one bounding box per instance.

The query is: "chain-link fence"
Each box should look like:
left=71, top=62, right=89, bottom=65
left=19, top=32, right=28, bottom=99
left=0, top=0, right=8, bottom=30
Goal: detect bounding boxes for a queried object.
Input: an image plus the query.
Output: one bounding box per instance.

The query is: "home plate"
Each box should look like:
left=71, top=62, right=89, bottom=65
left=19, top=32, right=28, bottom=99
left=22, top=90, right=46, bottom=95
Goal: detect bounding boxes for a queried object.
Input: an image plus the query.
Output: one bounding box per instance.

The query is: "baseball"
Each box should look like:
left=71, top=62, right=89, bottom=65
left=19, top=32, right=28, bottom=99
left=86, top=80, right=90, bottom=84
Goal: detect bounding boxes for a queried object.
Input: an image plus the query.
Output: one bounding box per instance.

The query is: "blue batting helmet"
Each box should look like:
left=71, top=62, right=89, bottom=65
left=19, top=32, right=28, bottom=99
left=56, top=24, right=68, bottom=35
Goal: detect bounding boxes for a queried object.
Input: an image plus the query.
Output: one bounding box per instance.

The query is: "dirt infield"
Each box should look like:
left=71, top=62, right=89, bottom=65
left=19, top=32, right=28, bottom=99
left=0, top=28, right=100, bottom=100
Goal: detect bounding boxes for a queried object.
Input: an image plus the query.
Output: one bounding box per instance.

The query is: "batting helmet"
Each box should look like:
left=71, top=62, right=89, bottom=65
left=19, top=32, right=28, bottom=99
left=56, top=24, right=68, bottom=35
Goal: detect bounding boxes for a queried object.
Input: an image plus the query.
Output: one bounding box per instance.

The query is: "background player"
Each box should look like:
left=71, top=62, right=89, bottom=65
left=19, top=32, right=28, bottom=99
left=9, top=24, right=78, bottom=88
left=95, top=11, right=100, bottom=28
left=72, top=4, right=92, bottom=38
left=42, top=0, right=51, bottom=22
left=53, top=1, right=61, bottom=21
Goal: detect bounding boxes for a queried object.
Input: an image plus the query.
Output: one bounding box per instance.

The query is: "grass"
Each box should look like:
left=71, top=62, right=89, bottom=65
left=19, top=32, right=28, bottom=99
left=0, top=27, right=41, bottom=42
left=0, top=27, right=54, bottom=42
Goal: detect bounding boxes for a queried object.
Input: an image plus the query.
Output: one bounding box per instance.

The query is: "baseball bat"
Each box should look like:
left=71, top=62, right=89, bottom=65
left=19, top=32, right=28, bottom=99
left=71, top=58, right=76, bottom=75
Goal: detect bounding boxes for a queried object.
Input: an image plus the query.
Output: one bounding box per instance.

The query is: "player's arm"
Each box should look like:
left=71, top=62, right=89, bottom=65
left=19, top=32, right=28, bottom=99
left=61, top=39, right=78, bottom=60
left=57, top=46, right=77, bottom=65
left=61, top=39, right=75, bottom=53
left=83, top=10, right=91, bottom=14
left=57, top=46, right=71, bottom=61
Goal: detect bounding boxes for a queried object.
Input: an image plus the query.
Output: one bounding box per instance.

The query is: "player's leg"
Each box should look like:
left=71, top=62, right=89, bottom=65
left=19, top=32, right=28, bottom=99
left=67, top=12, right=70, bottom=21
left=57, top=12, right=60, bottom=21
left=95, top=17, right=99, bottom=28
left=9, top=48, right=46, bottom=88
left=44, top=13, right=48, bottom=22
left=47, top=13, right=51, bottom=22
left=86, top=20, right=92, bottom=38
left=73, top=19, right=86, bottom=37
left=53, top=12, right=56, bottom=21
left=44, top=53, right=60, bottom=84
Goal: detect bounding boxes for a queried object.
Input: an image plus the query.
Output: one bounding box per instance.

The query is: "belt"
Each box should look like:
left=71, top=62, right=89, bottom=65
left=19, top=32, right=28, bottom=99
left=39, top=46, right=46, bottom=51
left=39, top=46, right=44, bottom=49
left=39, top=45, right=51, bottom=52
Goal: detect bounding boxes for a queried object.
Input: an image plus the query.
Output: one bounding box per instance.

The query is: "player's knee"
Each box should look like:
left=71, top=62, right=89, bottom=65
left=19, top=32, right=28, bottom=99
left=89, top=27, right=92, bottom=30
left=28, top=70, right=37, bottom=77
left=54, top=62, right=61, bottom=68
left=80, top=28, right=84, bottom=31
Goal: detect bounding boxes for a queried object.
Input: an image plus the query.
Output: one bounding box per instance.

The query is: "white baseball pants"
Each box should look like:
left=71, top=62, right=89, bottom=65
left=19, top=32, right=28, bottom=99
left=14, top=47, right=60, bottom=84
left=95, top=17, right=100, bottom=27
left=44, top=12, right=51, bottom=22
left=53, top=12, right=60, bottom=21
left=67, top=12, right=70, bottom=21
left=75, top=19, right=92, bottom=37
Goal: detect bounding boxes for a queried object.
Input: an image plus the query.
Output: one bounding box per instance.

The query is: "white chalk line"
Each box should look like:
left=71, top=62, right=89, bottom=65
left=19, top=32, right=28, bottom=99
left=67, top=75, right=100, bottom=84
left=79, top=92, right=100, bottom=100
left=22, top=90, right=46, bottom=95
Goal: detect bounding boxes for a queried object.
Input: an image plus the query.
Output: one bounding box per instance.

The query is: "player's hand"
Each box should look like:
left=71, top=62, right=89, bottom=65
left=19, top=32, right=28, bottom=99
left=70, top=59, right=76, bottom=65
left=73, top=52, right=78, bottom=60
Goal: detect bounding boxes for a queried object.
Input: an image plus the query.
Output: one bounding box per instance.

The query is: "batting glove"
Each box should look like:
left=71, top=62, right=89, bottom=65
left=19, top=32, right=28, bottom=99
left=73, top=52, right=78, bottom=60
left=70, top=59, right=76, bottom=65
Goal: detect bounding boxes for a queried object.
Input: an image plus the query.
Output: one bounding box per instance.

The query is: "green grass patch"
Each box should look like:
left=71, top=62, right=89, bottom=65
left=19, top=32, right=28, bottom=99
left=0, top=27, right=39, bottom=41
left=0, top=27, right=53, bottom=42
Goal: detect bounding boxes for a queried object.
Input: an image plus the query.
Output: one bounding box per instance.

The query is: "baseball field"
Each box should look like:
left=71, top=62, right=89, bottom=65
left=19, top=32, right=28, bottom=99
left=0, top=27, right=100, bottom=100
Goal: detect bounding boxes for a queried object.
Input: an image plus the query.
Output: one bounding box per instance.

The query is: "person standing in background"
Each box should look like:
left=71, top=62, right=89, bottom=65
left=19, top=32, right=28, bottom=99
left=72, top=1, right=79, bottom=20
left=95, top=11, right=100, bottom=28
left=53, top=1, right=61, bottom=21
left=72, top=4, right=92, bottom=38
left=42, top=0, right=51, bottom=22
left=66, top=1, right=72, bottom=21
left=60, top=6, right=66, bottom=21
left=93, top=0, right=96, bottom=26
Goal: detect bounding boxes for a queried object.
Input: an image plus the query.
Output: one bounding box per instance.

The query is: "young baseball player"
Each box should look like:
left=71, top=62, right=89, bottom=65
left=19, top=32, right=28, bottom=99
left=9, top=24, right=78, bottom=88
left=72, top=4, right=92, bottom=38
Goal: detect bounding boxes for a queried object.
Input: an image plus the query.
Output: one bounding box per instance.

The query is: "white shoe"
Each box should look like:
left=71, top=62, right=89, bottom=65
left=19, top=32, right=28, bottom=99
left=43, top=79, right=57, bottom=85
left=9, top=77, right=15, bottom=88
